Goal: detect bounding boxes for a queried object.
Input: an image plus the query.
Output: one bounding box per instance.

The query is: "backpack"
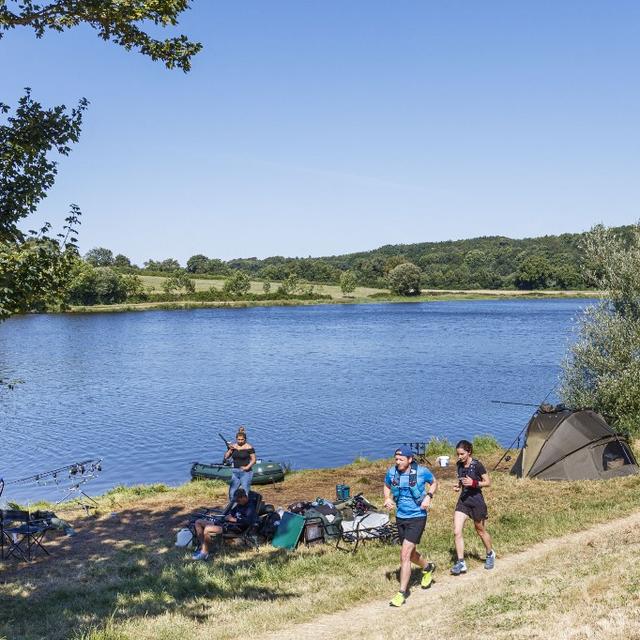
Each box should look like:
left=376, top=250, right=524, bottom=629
left=258, top=511, right=281, bottom=540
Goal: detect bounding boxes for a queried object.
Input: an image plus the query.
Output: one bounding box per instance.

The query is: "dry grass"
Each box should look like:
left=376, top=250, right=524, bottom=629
left=1, top=456, right=639, bottom=640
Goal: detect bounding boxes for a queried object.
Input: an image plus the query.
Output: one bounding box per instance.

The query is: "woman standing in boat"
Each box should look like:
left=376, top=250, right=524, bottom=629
left=224, top=426, right=256, bottom=500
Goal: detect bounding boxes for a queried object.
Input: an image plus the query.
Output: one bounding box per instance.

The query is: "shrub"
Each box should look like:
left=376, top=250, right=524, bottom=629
left=223, top=270, right=251, bottom=297
left=561, top=224, right=640, bottom=435
left=425, top=436, right=454, bottom=456
left=472, top=434, right=501, bottom=454
left=388, top=262, right=422, bottom=296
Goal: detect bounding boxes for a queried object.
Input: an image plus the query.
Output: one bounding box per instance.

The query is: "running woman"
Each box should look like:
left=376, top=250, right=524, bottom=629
left=451, top=439, right=495, bottom=575
left=384, top=445, right=438, bottom=607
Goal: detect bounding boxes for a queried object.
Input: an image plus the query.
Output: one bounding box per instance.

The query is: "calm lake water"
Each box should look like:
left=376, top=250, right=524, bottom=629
left=0, top=299, right=590, bottom=504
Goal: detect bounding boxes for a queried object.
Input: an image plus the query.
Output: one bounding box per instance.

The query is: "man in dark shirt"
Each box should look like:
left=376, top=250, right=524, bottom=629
left=192, top=488, right=256, bottom=560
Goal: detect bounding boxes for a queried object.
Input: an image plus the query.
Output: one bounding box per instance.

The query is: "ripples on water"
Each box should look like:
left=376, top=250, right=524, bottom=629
left=0, top=299, right=588, bottom=503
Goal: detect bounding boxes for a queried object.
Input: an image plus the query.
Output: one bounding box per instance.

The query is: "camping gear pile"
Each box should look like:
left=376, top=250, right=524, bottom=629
left=273, top=492, right=399, bottom=552
left=510, top=406, right=639, bottom=480
left=184, top=491, right=399, bottom=553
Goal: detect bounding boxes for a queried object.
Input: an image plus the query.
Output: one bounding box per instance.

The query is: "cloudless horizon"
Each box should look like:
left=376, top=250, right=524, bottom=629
left=3, top=1, right=640, bottom=264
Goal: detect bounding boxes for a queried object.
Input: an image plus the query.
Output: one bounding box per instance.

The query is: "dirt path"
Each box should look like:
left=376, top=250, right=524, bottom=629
left=264, top=510, right=640, bottom=640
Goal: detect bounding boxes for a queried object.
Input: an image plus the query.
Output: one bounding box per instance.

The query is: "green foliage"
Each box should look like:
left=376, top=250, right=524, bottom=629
left=66, top=261, right=143, bottom=305
left=0, top=0, right=199, bottom=323
left=262, top=281, right=271, bottom=295
left=472, top=435, right=501, bottom=454
left=0, top=1, right=202, bottom=72
left=0, top=89, right=88, bottom=242
left=515, top=254, right=554, bottom=290
left=143, top=258, right=181, bottom=272
left=561, top=224, right=640, bottom=435
left=0, top=208, right=81, bottom=319
left=161, top=270, right=195, bottom=294
left=222, top=270, right=251, bottom=297
left=425, top=437, right=454, bottom=456
left=85, top=247, right=114, bottom=267
left=387, top=262, right=421, bottom=296
left=339, top=270, right=357, bottom=296
left=278, top=273, right=301, bottom=296
left=113, top=253, right=132, bottom=268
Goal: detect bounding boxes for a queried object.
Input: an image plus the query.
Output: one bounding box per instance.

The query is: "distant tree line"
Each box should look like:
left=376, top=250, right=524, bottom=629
left=86, top=227, right=636, bottom=293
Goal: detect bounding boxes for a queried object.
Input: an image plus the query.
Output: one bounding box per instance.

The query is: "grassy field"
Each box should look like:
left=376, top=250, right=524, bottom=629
left=1, top=447, right=639, bottom=640
left=138, top=275, right=385, bottom=299
left=65, top=276, right=598, bottom=314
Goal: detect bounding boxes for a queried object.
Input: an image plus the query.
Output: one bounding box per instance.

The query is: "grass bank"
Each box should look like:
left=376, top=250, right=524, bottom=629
left=1, top=449, right=639, bottom=640
left=67, top=287, right=600, bottom=314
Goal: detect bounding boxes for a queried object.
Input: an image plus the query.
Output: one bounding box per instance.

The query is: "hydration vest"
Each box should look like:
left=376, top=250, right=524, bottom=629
left=390, top=461, right=426, bottom=505
left=457, top=459, right=482, bottom=495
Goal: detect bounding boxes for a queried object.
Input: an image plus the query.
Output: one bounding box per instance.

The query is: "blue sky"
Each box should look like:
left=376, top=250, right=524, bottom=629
left=3, top=1, right=639, bottom=264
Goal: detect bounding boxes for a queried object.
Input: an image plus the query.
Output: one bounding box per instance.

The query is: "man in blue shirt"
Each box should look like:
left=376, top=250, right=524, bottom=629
left=384, top=445, right=438, bottom=607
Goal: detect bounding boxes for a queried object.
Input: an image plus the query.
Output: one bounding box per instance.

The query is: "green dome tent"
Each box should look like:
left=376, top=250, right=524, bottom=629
left=511, top=408, right=639, bottom=480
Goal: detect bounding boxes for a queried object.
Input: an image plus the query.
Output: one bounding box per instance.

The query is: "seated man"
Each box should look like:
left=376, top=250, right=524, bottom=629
left=192, top=488, right=256, bottom=560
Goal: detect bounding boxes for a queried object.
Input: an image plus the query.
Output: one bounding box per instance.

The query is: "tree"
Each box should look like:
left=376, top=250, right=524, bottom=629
left=515, top=255, right=553, bottom=290
left=0, top=2, right=200, bottom=323
left=162, top=269, right=195, bottom=294
left=388, top=262, right=422, bottom=296
left=278, top=273, right=300, bottom=296
left=0, top=2, right=201, bottom=73
left=340, top=271, right=357, bottom=296
left=223, top=271, right=250, bottom=297
left=560, top=224, right=640, bottom=435
left=114, top=253, right=133, bottom=268
left=0, top=207, right=80, bottom=319
left=66, top=262, right=139, bottom=305
left=186, top=254, right=210, bottom=274
left=144, top=258, right=181, bottom=272
left=85, top=247, right=114, bottom=267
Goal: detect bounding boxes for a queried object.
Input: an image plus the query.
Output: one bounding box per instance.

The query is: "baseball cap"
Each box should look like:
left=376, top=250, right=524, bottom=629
left=394, top=445, right=413, bottom=458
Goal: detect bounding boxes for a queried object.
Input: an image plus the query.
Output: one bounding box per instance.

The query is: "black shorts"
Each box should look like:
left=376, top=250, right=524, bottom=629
left=455, top=495, right=488, bottom=522
left=396, top=516, right=427, bottom=544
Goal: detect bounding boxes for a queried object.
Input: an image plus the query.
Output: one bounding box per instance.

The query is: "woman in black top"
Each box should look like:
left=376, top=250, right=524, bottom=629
left=451, top=439, right=495, bottom=575
left=223, top=426, right=256, bottom=500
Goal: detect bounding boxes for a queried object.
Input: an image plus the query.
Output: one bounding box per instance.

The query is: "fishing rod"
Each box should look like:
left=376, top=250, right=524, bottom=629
left=6, top=459, right=103, bottom=486
left=490, top=400, right=541, bottom=408
left=492, top=385, right=559, bottom=471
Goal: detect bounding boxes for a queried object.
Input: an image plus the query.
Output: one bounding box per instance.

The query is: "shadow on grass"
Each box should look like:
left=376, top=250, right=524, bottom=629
left=0, top=503, right=297, bottom=640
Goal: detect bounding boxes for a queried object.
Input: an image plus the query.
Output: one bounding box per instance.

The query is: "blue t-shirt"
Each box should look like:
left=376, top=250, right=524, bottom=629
left=385, top=464, right=435, bottom=519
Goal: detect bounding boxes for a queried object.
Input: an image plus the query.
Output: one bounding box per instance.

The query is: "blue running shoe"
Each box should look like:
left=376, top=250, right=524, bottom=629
left=485, top=550, right=495, bottom=570
left=450, top=559, right=467, bottom=576
left=191, top=550, right=209, bottom=561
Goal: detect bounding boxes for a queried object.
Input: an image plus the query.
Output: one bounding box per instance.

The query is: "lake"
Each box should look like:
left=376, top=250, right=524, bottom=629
left=0, top=299, right=589, bottom=504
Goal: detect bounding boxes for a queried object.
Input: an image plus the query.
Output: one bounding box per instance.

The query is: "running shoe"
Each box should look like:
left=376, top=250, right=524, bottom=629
left=421, top=562, right=436, bottom=589
left=191, top=550, right=209, bottom=561
left=450, top=559, right=467, bottom=575
left=484, top=550, right=496, bottom=570
left=389, top=591, right=406, bottom=607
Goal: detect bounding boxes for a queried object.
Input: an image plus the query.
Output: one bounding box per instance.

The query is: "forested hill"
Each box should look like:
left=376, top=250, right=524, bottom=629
left=96, top=225, right=635, bottom=291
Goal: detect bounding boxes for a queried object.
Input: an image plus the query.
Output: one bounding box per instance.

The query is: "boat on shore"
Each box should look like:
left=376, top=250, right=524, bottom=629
left=190, top=460, right=286, bottom=485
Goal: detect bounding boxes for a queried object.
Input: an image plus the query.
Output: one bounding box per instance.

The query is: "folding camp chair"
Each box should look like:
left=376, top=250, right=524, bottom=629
left=336, top=512, right=399, bottom=553
left=0, top=509, right=54, bottom=562
left=219, top=490, right=263, bottom=551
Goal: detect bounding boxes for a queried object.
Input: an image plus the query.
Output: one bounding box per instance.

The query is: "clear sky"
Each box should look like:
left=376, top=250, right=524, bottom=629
left=3, top=1, right=640, bottom=264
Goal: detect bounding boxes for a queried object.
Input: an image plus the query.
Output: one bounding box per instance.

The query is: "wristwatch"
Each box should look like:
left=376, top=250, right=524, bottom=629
left=426, top=492, right=434, bottom=499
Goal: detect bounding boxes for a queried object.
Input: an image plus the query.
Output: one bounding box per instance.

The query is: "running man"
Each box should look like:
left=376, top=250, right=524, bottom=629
left=384, top=445, right=438, bottom=607
left=451, top=439, right=495, bottom=575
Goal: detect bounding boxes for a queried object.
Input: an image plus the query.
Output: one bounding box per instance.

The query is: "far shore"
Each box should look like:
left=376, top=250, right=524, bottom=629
left=66, top=288, right=601, bottom=314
